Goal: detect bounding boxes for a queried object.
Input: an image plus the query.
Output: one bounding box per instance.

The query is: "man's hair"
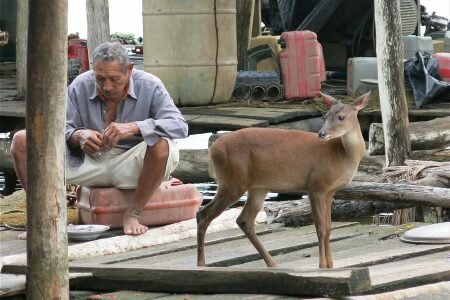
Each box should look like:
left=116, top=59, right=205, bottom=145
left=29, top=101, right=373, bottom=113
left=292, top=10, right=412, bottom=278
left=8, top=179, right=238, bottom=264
left=92, top=41, right=130, bottom=72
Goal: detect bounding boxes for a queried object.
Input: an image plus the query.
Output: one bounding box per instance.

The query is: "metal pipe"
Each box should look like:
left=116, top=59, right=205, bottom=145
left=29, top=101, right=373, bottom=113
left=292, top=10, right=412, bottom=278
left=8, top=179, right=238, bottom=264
left=251, top=85, right=265, bottom=100
left=234, top=84, right=251, bottom=100
left=266, top=84, right=282, bottom=101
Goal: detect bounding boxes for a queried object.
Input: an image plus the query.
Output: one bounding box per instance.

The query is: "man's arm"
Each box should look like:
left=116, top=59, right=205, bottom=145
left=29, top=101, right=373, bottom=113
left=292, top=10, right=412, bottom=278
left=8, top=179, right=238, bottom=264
left=134, top=84, right=189, bottom=146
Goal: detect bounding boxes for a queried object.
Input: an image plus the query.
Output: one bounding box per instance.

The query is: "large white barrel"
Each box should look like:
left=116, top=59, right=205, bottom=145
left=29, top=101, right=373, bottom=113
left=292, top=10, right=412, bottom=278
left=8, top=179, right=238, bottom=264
left=143, top=0, right=237, bottom=106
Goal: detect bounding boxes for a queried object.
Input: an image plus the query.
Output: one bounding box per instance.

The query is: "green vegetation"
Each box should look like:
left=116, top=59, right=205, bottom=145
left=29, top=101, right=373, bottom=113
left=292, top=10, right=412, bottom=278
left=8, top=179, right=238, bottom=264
left=110, top=32, right=142, bottom=44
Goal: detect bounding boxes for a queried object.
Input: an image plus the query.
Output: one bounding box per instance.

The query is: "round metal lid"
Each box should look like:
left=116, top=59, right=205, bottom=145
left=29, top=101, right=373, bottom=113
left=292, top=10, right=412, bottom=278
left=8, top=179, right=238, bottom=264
left=401, top=222, right=450, bottom=244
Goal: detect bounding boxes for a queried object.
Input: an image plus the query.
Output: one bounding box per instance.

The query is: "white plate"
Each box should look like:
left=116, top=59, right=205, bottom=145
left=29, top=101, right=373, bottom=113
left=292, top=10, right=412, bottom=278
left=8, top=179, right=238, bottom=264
left=67, top=224, right=110, bottom=241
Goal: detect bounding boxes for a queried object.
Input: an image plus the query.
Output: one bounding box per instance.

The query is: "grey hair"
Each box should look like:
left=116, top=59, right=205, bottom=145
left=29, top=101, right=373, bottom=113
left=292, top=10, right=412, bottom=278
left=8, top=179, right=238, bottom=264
left=92, top=41, right=130, bottom=72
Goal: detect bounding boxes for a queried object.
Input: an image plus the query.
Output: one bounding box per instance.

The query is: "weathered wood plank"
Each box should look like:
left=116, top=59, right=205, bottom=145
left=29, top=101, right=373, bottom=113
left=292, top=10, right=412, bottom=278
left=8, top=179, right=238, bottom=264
left=0, top=101, right=25, bottom=118
left=239, top=224, right=421, bottom=268
left=66, top=264, right=371, bottom=296
left=172, top=149, right=212, bottom=183
left=87, top=223, right=359, bottom=268
left=369, top=117, right=450, bottom=155
left=0, top=274, right=25, bottom=297
left=181, top=106, right=321, bottom=123
left=369, top=252, right=450, bottom=293
left=336, top=182, right=450, bottom=207
left=274, top=235, right=450, bottom=270
left=184, top=114, right=269, bottom=131
left=75, top=223, right=285, bottom=265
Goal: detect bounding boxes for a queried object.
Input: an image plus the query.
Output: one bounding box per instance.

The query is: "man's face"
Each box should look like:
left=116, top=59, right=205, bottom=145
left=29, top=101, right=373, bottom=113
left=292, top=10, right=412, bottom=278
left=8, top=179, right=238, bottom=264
left=94, top=60, right=132, bottom=102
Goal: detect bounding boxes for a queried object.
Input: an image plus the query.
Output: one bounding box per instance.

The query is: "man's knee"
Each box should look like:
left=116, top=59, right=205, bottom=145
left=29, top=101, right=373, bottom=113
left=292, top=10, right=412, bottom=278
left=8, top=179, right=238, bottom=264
left=146, top=138, right=170, bottom=163
left=11, top=130, right=26, bottom=158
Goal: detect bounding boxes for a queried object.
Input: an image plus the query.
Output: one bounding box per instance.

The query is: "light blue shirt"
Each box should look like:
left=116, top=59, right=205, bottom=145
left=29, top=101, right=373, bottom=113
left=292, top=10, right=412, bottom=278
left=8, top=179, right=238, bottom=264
left=66, top=69, right=188, bottom=168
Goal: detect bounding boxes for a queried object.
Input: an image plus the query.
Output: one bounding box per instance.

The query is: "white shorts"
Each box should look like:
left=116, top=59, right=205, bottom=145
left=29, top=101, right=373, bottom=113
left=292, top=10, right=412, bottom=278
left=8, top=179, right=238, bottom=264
left=66, top=138, right=179, bottom=189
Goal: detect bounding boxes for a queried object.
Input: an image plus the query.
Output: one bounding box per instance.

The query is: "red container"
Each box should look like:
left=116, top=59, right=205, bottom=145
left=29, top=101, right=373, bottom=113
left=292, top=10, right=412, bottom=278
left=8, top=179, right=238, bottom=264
left=279, top=31, right=326, bottom=99
left=68, top=39, right=89, bottom=73
left=77, top=183, right=203, bottom=228
left=433, top=53, right=450, bottom=83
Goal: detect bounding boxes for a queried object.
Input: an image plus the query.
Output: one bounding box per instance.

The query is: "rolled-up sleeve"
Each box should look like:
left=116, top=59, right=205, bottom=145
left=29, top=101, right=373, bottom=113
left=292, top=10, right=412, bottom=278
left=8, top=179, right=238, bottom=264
left=134, top=78, right=188, bottom=146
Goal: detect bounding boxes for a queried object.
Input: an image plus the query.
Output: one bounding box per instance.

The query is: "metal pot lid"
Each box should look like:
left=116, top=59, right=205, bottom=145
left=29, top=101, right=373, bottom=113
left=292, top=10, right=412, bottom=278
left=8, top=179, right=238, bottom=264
left=401, top=222, right=450, bottom=244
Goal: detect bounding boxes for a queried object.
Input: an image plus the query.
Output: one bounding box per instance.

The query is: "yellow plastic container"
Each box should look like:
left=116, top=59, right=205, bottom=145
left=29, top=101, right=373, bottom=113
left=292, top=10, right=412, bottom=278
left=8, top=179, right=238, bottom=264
left=143, top=0, right=237, bottom=106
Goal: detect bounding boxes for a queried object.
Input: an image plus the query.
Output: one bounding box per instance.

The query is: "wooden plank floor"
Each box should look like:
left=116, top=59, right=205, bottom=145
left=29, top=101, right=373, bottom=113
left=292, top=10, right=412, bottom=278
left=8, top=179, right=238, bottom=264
left=68, top=222, right=450, bottom=295
left=2, top=222, right=450, bottom=298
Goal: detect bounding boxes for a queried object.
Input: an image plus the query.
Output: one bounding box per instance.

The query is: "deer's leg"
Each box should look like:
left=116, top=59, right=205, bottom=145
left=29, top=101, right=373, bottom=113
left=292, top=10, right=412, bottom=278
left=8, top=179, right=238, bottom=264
left=197, top=184, right=244, bottom=267
left=324, top=194, right=333, bottom=268
left=309, top=191, right=334, bottom=268
left=236, top=189, right=276, bottom=267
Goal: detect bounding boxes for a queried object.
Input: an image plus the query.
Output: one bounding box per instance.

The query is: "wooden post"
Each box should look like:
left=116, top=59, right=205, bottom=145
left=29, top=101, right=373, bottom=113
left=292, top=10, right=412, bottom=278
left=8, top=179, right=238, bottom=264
left=236, top=0, right=255, bottom=71
left=374, top=0, right=411, bottom=166
left=252, top=0, right=261, bottom=37
left=26, top=0, right=69, bottom=299
left=86, top=0, right=110, bottom=69
left=16, top=0, right=28, bottom=100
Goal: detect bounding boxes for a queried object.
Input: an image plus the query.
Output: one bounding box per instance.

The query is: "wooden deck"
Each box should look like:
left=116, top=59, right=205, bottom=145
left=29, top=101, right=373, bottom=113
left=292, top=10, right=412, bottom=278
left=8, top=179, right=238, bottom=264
left=2, top=64, right=450, bottom=298
left=1, top=221, right=450, bottom=298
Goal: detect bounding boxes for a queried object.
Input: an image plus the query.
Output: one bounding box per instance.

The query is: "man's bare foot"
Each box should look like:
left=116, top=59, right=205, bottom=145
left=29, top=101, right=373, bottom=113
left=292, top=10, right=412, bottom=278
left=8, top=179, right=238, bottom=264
left=18, top=231, right=27, bottom=240
left=123, top=208, right=148, bottom=235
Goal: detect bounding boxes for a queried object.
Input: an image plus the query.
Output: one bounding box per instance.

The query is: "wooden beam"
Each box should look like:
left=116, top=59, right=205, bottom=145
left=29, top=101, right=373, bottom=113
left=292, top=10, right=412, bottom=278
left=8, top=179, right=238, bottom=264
left=65, top=264, right=371, bottom=296
left=236, top=0, right=255, bottom=71
left=172, top=149, right=212, bottom=183
left=1, top=263, right=371, bottom=296
left=0, top=139, right=14, bottom=170
left=16, top=0, right=28, bottom=100
left=252, top=0, right=261, bottom=37
left=86, top=0, right=110, bottom=69
left=336, top=182, right=450, bottom=208
left=369, top=117, right=450, bottom=155
left=26, top=0, right=69, bottom=297
left=374, top=0, right=411, bottom=166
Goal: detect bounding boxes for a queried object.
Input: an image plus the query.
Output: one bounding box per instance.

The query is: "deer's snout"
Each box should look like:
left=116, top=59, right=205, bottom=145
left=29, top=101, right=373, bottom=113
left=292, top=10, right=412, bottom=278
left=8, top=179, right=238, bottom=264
left=318, top=131, right=327, bottom=139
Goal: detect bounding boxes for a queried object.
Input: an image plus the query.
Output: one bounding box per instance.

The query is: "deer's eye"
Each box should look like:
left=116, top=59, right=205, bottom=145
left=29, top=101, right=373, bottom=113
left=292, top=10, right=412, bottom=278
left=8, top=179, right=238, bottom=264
left=338, top=115, right=345, bottom=121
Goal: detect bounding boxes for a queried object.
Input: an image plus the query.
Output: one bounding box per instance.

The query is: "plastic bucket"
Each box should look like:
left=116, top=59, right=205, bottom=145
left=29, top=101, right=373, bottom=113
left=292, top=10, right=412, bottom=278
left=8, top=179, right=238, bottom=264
left=143, top=0, right=237, bottom=106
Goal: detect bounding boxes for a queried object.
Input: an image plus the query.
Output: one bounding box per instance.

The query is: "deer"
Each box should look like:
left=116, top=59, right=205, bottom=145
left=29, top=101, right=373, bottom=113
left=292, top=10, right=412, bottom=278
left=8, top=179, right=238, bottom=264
left=196, top=92, right=370, bottom=269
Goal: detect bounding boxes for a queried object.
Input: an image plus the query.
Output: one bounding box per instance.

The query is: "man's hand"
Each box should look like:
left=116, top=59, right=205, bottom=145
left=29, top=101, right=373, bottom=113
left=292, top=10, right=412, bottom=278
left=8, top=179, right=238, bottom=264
left=75, top=129, right=105, bottom=155
left=103, top=122, right=140, bottom=147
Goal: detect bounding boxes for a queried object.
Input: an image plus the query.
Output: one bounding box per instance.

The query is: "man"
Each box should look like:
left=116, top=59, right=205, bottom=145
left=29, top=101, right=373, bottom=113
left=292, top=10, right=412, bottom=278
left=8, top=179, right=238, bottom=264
left=11, top=41, right=189, bottom=238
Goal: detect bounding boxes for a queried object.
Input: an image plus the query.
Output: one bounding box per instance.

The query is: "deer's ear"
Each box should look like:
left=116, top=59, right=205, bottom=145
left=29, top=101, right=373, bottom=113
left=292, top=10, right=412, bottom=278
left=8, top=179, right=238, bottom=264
left=352, top=91, right=371, bottom=110
left=320, top=92, right=338, bottom=108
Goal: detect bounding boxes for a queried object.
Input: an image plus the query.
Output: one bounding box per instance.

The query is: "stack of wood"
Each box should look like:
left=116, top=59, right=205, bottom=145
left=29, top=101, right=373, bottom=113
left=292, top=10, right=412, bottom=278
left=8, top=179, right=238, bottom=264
left=265, top=160, right=450, bottom=227
left=380, top=160, right=450, bottom=223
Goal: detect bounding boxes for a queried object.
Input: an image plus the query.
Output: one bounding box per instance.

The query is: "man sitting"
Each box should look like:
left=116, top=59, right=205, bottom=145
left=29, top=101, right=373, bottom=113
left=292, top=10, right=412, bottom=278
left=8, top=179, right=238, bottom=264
left=11, top=41, right=188, bottom=238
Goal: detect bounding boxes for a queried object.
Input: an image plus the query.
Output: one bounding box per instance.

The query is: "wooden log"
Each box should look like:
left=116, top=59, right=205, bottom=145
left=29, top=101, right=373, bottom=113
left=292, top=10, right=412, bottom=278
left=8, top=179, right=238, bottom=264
left=0, top=139, right=14, bottom=170
left=382, top=160, right=450, bottom=188
left=16, top=0, right=28, bottom=100
left=26, top=0, right=69, bottom=297
left=374, top=0, right=411, bottom=165
left=86, top=0, right=110, bottom=69
left=336, top=182, right=450, bottom=208
left=265, top=198, right=416, bottom=227
left=172, top=149, right=212, bottom=183
left=251, top=0, right=261, bottom=37
left=65, top=265, right=371, bottom=296
left=369, top=117, right=450, bottom=155
left=3, top=263, right=372, bottom=296
left=236, top=0, right=255, bottom=71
